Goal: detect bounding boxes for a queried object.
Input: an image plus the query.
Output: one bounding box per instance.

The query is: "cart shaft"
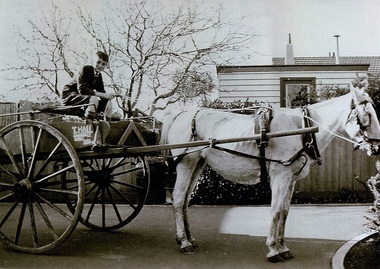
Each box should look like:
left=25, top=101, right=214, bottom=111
left=125, top=126, right=318, bottom=154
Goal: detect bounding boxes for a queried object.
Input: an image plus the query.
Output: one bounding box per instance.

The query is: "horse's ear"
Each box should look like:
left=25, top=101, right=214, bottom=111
left=350, top=82, right=360, bottom=104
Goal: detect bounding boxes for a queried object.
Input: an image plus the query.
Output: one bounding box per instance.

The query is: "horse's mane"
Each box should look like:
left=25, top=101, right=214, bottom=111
left=309, top=92, right=350, bottom=109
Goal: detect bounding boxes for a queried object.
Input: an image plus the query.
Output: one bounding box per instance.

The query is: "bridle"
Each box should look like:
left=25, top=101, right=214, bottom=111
left=346, top=99, right=380, bottom=154
left=346, top=100, right=371, bottom=129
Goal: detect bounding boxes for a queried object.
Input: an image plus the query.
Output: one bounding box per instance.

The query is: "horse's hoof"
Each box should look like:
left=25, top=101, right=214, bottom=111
left=280, top=251, right=294, bottom=260
left=267, top=254, right=284, bottom=263
left=180, top=245, right=197, bottom=255
left=190, top=240, right=198, bottom=249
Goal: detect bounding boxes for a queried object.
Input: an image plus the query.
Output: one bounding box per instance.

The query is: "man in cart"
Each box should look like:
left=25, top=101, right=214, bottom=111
left=61, top=51, right=118, bottom=121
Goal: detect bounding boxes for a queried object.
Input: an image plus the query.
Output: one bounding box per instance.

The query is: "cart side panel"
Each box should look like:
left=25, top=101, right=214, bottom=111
left=106, top=121, right=160, bottom=146
left=50, top=122, right=96, bottom=149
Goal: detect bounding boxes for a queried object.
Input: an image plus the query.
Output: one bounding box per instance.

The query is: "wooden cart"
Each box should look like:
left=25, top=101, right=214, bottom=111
left=0, top=106, right=317, bottom=254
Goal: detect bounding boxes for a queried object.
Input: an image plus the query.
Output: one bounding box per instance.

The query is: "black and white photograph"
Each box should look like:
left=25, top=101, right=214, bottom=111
left=0, top=0, right=380, bottom=268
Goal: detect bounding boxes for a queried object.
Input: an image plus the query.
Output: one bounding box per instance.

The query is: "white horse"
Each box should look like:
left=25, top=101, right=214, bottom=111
left=160, top=83, right=380, bottom=262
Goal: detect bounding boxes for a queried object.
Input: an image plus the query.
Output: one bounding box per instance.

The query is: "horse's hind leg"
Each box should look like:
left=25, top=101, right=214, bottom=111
left=172, top=154, right=204, bottom=254
left=183, top=158, right=206, bottom=249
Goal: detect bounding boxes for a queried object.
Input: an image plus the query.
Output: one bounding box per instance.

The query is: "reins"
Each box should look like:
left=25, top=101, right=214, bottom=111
left=304, top=115, right=356, bottom=144
left=303, top=113, right=363, bottom=146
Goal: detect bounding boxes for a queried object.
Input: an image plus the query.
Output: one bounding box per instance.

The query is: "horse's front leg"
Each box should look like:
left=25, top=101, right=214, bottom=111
left=266, top=174, right=296, bottom=263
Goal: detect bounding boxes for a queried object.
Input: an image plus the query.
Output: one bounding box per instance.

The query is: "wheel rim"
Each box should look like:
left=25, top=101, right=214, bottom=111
left=65, top=155, right=150, bottom=231
left=0, top=120, right=84, bottom=254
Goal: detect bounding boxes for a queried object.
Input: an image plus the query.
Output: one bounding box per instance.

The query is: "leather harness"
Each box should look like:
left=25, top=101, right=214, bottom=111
left=189, top=107, right=322, bottom=182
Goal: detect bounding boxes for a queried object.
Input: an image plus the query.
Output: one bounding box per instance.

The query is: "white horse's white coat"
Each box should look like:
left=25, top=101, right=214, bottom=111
left=160, top=83, right=380, bottom=262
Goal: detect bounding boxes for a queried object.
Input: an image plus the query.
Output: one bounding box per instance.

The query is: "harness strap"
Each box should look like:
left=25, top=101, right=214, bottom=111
left=165, top=109, right=203, bottom=167
left=212, top=143, right=309, bottom=169
left=302, top=107, right=322, bottom=165
left=191, top=109, right=202, bottom=141
left=254, top=107, right=272, bottom=182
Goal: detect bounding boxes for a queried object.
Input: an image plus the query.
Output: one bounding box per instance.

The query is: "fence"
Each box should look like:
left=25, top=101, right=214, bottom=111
left=295, top=136, right=377, bottom=200
left=0, top=102, right=18, bottom=126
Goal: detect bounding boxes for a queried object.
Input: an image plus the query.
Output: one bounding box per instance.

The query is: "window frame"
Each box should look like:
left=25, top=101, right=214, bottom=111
left=280, top=77, right=316, bottom=108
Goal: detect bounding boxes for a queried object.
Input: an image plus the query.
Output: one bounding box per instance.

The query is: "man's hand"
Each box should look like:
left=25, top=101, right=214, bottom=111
left=95, top=92, right=118, bottom=100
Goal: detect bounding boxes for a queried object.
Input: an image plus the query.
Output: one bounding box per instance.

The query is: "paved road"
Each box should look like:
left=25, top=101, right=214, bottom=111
left=0, top=204, right=371, bottom=269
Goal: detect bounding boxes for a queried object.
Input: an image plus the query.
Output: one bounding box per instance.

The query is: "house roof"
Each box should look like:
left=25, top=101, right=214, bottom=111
left=272, top=56, right=380, bottom=75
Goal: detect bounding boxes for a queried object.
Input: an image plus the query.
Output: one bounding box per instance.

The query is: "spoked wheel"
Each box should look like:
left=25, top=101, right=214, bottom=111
left=0, top=120, right=84, bottom=254
left=65, top=155, right=150, bottom=231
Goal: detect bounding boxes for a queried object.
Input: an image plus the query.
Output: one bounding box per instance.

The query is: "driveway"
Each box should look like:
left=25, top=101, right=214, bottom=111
left=0, top=204, right=370, bottom=269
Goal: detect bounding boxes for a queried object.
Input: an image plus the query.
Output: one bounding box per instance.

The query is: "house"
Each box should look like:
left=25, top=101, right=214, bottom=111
left=217, top=63, right=370, bottom=107
left=215, top=40, right=380, bottom=201
left=217, top=37, right=380, bottom=108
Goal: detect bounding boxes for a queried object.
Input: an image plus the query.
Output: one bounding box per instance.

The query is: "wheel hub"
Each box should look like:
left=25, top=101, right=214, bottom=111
left=14, top=179, right=33, bottom=200
left=85, top=169, right=113, bottom=187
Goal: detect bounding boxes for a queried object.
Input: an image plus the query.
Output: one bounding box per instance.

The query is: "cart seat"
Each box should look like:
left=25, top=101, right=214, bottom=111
left=33, top=103, right=86, bottom=117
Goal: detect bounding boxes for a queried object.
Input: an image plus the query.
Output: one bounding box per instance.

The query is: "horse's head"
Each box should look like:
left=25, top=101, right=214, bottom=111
left=345, top=81, right=380, bottom=155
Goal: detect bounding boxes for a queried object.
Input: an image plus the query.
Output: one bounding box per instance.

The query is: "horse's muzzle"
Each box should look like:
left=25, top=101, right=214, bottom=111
left=354, top=141, right=380, bottom=156
left=370, top=144, right=380, bottom=155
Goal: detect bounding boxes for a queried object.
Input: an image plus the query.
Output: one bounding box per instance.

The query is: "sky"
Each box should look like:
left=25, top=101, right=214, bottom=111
left=0, top=0, right=379, bottom=101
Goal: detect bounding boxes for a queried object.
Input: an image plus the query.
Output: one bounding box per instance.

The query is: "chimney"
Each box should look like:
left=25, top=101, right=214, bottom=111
left=333, top=35, right=340, bottom=64
left=285, top=33, right=294, bottom=65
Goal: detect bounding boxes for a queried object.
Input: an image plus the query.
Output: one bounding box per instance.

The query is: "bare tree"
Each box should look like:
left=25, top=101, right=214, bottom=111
left=2, top=4, right=76, bottom=101
left=77, top=1, right=252, bottom=116
left=5, top=1, right=253, bottom=116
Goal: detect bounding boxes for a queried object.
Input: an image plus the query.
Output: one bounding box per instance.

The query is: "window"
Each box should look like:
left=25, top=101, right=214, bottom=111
left=280, top=77, right=316, bottom=108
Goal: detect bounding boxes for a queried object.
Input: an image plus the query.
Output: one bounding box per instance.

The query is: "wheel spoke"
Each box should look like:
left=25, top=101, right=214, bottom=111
left=110, top=179, right=144, bottom=190
left=0, top=175, right=15, bottom=203
left=19, top=127, right=28, bottom=174
left=83, top=183, right=98, bottom=199
left=27, top=202, right=38, bottom=248
left=82, top=159, right=97, bottom=170
left=34, top=192, right=73, bottom=222
left=85, top=186, right=102, bottom=222
left=38, top=187, right=79, bottom=196
left=34, top=164, right=75, bottom=185
left=0, top=182, right=14, bottom=189
left=0, top=200, right=20, bottom=229
left=34, top=141, right=63, bottom=179
left=101, top=187, right=106, bottom=228
left=35, top=199, right=58, bottom=240
left=0, top=137, right=24, bottom=178
left=65, top=182, right=81, bottom=191
left=109, top=184, right=137, bottom=210
left=0, top=191, right=15, bottom=202
left=0, top=164, right=20, bottom=183
left=26, top=127, right=44, bottom=179
left=94, top=159, right=102, bottom=170
left=105, top=186, right=123, bottom=223
left=105, top=157, right=114, bottom=168
left=111, top=166, right=143, bottom=177
left=111, top=157, right=134, bottom=170
left=51, top=177, right=82, bottom=191
left=15, top=202, right=27, bottom=244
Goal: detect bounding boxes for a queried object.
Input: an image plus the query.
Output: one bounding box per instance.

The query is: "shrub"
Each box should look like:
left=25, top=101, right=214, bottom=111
left=366, top=160, right=380, bottom=233
left=191, top=166, right=271, bottom=205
